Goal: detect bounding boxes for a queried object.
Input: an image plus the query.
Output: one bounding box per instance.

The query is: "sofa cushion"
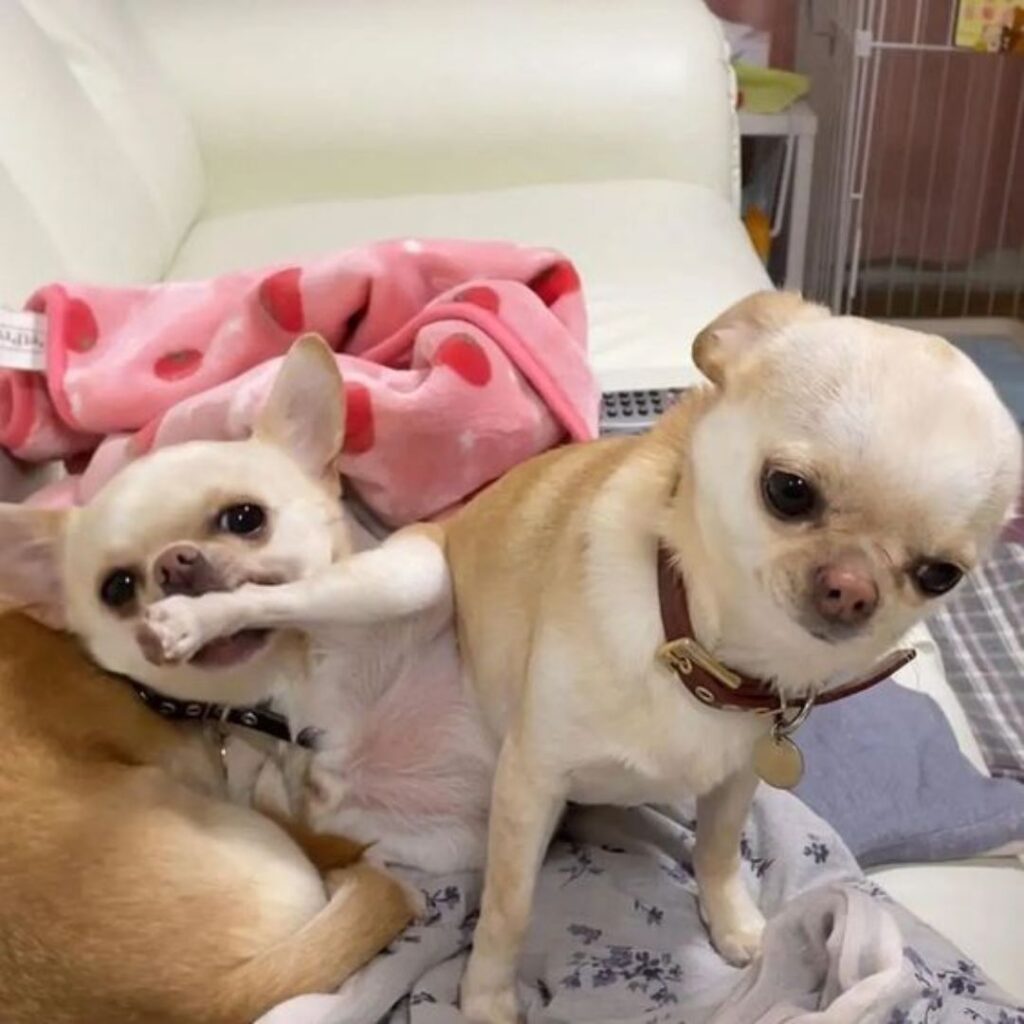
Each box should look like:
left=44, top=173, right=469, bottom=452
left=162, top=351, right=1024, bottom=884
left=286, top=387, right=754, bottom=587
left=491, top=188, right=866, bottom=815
left=167, top=179, right=770, bottom=391
left=0, top=0, right=202, bottom=304
left=868, top=859, right=1024, bottom=999
left=133, top=0, right=739, bottom=215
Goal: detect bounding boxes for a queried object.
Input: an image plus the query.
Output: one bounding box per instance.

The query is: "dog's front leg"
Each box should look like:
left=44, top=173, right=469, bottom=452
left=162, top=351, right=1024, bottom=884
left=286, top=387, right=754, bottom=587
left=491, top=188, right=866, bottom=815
left=461, top=738, right=565, bottom=1024
left=140, top=527, right=450, bottom=664
left=694, top=768, right=764, bottom=966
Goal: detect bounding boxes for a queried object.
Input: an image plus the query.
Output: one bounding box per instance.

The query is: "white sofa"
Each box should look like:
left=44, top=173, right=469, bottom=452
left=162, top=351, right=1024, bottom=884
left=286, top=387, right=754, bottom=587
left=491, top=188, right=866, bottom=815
left=2, top=0, right=1021, bottom=997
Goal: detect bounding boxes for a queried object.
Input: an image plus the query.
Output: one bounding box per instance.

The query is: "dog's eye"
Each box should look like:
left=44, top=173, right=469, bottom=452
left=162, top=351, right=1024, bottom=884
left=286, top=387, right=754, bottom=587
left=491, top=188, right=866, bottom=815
left=762, top=469, right=818, bottom=520
left=914, top=560, right=963, bottom=597
left=216, top=503, right=266, bottom=536
left=99, top=569, right=137, bottom=608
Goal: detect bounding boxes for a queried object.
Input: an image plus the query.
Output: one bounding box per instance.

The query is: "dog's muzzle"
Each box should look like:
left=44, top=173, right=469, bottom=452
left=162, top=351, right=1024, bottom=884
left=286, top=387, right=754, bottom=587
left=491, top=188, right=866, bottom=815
left=153, top=543, right=229, bottom=597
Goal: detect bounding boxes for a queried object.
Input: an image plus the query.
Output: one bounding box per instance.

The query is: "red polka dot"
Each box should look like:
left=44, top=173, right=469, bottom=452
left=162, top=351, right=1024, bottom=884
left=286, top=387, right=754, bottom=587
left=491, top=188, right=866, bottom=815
left=436, top=333, right=492, bottom=387
left=154, top=349, right=203, bottom=381
left=259, top=267, right=305, bottom=331
left=343, top=382, right=375, bottom=455
left=65, top=298, right=98, bottom=353
left=529, top=262, right=581, bottom=307
left=455, top=286, right=500, bottom=314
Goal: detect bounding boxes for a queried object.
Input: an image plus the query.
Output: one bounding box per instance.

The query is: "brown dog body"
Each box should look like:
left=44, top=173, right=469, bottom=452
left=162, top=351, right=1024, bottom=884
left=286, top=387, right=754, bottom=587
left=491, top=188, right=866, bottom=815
left=0, top=614, right=412, bottom=1024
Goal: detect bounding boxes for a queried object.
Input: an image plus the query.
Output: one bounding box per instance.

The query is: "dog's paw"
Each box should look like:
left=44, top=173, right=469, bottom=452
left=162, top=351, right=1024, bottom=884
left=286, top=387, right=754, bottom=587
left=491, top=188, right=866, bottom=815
left=138, top=597, right=205, bottom=664
left=708, top=907, right=765, bottom=966
left=460, top=985, right=521, bottom=1024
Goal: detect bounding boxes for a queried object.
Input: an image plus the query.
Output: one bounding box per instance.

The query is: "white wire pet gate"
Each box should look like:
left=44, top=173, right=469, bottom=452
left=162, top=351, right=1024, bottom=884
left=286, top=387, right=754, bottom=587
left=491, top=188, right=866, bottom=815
left=801, top=0, right=1024, bottom=321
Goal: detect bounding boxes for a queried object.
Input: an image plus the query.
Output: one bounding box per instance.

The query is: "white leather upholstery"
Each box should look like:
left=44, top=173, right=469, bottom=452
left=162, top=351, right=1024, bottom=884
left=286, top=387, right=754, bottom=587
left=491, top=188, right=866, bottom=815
left=133, top=0, right=741, bottom=215
left=168, top=179, right=768, bottom=391
left=0, top=1, right=202, bottom=303
left=869, top=859, right=1024, bottom=997
left=875, top=623, right=1024, bottom=998
left=1, top=0, right=1020, bottom=990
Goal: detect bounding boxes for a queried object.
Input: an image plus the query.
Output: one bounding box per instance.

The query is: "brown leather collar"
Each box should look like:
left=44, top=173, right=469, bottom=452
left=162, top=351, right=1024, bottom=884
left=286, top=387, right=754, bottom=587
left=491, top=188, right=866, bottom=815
left=656, top=544, right=916, bottom=714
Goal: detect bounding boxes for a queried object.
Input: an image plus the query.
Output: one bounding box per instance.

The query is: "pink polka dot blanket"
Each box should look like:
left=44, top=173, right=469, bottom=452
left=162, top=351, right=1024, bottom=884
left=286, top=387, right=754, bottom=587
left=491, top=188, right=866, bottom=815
left=0, top=240, right=598, bottom=525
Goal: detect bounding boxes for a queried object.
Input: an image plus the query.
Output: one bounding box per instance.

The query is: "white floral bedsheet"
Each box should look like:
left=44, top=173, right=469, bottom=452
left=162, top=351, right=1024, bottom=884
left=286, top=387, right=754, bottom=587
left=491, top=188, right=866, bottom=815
left=260, top=788, right=1024, bottom=1024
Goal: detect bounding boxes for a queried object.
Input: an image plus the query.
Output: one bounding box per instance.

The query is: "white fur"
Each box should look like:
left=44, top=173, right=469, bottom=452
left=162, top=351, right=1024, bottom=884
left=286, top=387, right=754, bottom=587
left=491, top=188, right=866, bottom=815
left=141, top=518, right=494, bottom=874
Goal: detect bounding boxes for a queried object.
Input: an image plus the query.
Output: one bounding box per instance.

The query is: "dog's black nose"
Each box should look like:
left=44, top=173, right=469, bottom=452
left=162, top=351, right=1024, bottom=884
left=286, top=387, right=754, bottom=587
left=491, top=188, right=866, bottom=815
left=813, top=562, right=879, bottom=627
left=154, top=543, right=221, bottom=597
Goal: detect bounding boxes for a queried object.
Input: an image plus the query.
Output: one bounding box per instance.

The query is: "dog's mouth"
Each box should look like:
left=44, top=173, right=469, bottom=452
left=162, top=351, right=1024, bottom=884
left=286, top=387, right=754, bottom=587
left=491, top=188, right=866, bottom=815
left=797, top=617, right=854, bottom=645
left=806, top=626, right=840, bottom=645
left=190, top=629, right=271, bottom=668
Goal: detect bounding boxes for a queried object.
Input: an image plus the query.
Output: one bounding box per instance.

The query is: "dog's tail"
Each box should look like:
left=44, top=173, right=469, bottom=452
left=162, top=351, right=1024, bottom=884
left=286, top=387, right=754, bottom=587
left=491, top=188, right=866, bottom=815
left=205, top=862, right=414, bottom=1024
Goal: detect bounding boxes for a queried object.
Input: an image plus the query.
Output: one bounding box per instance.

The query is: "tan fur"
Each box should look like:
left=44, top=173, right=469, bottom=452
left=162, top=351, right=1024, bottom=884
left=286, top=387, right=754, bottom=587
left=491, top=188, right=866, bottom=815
left=446, top=437, right=635, bottom=728
left=0, top=613, right=413, bottom=1024
left=692, top=290, right=828, bottom=387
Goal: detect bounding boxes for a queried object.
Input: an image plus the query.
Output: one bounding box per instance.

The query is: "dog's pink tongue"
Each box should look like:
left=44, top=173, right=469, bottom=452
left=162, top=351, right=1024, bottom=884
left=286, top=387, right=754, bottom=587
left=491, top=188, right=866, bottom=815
left=192, top=629, right=269, bottom=668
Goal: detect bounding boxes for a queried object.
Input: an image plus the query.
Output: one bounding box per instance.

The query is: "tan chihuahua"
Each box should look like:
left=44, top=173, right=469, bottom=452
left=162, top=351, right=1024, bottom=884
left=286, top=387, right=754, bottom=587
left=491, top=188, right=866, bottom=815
left=0, top=614, right=413, bottom=1024
left=108, top=294, right=1021, bottom=1024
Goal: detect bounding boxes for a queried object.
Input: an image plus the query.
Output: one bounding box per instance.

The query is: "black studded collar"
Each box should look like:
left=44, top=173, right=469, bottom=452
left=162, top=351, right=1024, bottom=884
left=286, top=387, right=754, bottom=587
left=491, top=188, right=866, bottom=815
left=124, top=678, right=318, bottom=748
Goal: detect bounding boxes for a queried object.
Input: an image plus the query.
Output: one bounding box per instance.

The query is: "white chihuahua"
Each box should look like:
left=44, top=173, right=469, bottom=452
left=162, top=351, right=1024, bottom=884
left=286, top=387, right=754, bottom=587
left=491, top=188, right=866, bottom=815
left=0, top=337, right=493, bottom=875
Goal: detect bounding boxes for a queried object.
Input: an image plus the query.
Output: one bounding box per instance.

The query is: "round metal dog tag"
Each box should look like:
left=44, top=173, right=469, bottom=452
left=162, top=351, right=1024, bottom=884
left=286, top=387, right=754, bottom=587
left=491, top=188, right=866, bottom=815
left=753, top=733, right=804, bottom=789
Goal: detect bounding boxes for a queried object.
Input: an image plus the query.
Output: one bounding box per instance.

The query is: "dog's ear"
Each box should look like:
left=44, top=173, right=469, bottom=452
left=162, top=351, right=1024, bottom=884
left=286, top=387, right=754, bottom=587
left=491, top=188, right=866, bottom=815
left=693, top=291, right=829, bottom=387
left=0, top=505, right=68, bottom=628
left=255, top=334, right=346, bottom=477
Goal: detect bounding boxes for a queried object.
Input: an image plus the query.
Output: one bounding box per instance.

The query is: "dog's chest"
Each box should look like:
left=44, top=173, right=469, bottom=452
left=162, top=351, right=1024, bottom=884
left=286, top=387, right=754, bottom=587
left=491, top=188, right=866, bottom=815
left=564, top=662, right=765, bottom=805
left=291, top=617, right=492, bottom=828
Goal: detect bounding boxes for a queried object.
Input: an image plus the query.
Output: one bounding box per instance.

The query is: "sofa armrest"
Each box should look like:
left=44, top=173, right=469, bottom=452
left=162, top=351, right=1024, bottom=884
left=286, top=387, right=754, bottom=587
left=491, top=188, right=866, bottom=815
left=132, top=0, right=738, bottom=214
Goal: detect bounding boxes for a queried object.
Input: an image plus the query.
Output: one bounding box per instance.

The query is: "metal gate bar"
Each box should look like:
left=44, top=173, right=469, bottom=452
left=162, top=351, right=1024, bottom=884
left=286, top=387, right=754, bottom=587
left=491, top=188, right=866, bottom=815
left=800, top=0, right=1024, bottom=322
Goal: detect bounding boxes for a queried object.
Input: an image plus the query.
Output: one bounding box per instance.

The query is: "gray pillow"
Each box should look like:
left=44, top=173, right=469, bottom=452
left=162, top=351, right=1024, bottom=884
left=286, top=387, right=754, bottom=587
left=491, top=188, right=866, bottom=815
left=792, top=680, right=1024, bottom=867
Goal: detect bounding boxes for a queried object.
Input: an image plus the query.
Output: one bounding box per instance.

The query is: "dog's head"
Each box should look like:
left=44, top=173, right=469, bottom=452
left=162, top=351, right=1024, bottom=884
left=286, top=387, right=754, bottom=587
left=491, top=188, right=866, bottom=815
left=0, top=336, right=350, bottom=703
left=684, top=291, right=1021, bottom=690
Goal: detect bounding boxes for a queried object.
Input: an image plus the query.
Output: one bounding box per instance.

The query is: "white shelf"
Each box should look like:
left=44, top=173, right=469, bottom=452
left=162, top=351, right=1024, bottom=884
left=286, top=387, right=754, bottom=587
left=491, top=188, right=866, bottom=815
left=738, top=99, right=818, bottom=139
left=737, top=100, right=817, bottom=292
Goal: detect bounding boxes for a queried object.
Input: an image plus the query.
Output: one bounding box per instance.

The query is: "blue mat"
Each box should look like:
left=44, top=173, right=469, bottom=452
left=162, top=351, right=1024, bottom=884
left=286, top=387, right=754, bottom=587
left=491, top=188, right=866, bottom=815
left=953, top=335, right=1024, bottom=424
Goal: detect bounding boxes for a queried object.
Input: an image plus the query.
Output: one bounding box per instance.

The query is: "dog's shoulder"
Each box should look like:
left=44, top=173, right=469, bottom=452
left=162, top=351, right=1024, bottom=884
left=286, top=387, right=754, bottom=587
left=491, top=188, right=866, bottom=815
left=0, top=613, right=199, bottom=771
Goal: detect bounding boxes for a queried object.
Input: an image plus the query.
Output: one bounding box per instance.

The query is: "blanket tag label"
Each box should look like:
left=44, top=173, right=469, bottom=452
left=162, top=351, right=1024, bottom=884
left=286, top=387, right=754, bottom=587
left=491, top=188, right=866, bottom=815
left=0, top=309, right=46, bottom=371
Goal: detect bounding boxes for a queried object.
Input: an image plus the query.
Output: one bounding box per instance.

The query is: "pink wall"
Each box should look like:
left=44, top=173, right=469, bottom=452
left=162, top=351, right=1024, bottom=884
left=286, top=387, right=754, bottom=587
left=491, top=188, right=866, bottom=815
left=860, top=2, right=1024, bottom=266
left=711, top=0, right=1023, bottom=266
left=706, top=0, right=797, bottom=68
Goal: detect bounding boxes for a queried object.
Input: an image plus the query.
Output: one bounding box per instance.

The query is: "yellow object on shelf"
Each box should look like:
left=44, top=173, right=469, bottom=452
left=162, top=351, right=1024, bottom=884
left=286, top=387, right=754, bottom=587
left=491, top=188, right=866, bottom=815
left=955, top=1, right=1024, bottom=52
left=735, top=62, right=810, bottom=115
left=744, top=205, right=771, bottom=263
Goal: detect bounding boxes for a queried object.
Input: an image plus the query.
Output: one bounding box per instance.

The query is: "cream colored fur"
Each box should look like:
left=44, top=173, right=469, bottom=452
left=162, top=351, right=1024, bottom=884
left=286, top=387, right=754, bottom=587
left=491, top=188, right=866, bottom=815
left=445, top=293, right=1021, bottom=1023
